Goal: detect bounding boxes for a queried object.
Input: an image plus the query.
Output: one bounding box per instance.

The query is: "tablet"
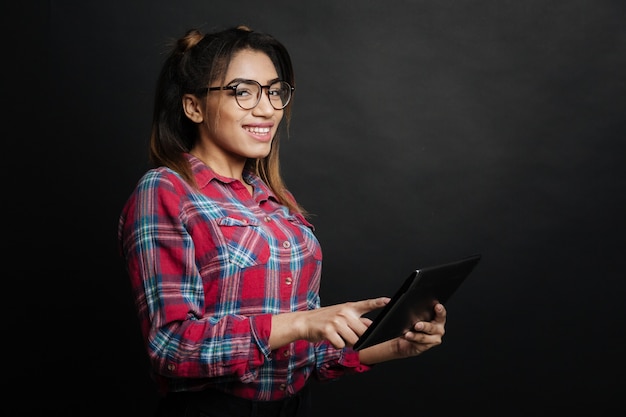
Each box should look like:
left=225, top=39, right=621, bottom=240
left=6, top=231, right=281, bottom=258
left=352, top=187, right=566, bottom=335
left=353, top=254, right=481, bottom=351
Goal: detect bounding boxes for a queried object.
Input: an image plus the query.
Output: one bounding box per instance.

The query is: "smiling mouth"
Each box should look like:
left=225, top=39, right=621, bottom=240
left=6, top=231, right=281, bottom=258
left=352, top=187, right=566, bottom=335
left=244, top=126, right=271, bottom=134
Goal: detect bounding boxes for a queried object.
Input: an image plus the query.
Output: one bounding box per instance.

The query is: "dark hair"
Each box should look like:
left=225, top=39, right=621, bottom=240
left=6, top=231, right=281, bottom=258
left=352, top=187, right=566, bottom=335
left=149, top=25, right=305, bottom=215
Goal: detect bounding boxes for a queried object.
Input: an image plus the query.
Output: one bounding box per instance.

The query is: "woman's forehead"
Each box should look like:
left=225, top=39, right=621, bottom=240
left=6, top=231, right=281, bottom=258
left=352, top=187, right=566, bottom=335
left=224, top=49, right=279, bottom=83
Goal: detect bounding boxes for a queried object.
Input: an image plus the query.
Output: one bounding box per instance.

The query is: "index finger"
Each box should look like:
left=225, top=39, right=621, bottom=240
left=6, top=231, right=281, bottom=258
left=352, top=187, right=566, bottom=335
left=352, top=297, right=390, bottom=316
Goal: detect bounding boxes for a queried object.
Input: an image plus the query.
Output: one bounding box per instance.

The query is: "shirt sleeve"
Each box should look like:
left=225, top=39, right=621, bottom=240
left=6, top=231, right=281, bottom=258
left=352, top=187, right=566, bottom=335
left=313, top=342, right=372, bottom=381
left=118, top=170, right=271, bottom=382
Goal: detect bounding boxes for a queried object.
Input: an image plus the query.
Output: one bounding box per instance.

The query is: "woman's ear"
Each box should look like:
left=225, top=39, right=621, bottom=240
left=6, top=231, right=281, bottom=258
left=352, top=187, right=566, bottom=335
left=182, top=94, right=204, bottom=123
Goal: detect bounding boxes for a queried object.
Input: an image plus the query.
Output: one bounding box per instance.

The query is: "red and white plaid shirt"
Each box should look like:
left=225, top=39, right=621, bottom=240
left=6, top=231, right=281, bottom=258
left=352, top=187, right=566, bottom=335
left=118, top=154, right=369, bottom=400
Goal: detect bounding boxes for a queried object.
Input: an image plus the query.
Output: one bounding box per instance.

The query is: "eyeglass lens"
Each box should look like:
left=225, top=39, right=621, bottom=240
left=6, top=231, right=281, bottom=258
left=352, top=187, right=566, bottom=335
left=235, top=81, right=292, bottom=110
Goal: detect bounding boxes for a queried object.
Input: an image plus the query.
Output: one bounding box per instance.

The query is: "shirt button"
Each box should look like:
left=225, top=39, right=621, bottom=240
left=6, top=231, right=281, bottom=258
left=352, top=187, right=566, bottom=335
left=285, top=277, right=292, bottom=285
left=283, top=350, right=290, bottom=357
left=282, top=241, right=291, bottom=248
left=279, top=384, right=286, bottom=391
left=167, top=364, right=176, bottom=371
left=264, top=216, right=272, bottom=222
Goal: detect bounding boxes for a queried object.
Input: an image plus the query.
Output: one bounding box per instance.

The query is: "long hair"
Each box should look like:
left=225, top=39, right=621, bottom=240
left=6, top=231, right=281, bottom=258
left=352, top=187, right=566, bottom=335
left=149, top=25, right=306, bottom=216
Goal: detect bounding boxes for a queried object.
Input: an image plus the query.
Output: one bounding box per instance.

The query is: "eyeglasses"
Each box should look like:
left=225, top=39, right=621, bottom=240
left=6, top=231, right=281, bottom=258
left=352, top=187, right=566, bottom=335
left=202, top=80, right=295, bottom=110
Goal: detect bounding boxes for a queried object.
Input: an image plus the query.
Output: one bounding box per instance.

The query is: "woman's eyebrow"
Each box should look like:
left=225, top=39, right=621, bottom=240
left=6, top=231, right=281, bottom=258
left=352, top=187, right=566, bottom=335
left=225, top=77, right=282, bottom=86
left=224, top=77, right=249, bottom=85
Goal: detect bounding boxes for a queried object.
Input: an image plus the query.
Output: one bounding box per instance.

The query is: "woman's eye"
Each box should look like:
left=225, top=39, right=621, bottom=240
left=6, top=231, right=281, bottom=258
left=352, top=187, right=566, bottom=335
left=236, top=88, right=253, bottom=97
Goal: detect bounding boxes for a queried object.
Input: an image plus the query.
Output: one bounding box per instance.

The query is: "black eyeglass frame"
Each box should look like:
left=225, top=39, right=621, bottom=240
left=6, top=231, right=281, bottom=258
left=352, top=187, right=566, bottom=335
left=198, top=79, right=295, bottom=110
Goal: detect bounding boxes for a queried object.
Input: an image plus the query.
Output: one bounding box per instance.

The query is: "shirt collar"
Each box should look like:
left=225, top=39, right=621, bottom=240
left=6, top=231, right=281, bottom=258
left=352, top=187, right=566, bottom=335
left=184, top=153, right=277, bottom=203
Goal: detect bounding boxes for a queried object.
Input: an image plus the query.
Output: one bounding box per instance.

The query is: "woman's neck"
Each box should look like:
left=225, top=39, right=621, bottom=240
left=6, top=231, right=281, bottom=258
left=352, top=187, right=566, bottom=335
left=189, top=149, right=253, bottom=196
left=190, top=149, right=246, bottom=182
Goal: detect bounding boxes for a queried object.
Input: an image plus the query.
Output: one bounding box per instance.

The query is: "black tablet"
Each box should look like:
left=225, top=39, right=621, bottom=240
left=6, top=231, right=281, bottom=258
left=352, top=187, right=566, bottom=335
left=353, top=254, right=481, bottom=351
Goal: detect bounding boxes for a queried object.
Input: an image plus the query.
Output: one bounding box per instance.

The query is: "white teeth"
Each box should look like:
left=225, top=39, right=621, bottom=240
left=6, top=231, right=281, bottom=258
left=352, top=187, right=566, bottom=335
left=245, top=127, right=270, bottom=133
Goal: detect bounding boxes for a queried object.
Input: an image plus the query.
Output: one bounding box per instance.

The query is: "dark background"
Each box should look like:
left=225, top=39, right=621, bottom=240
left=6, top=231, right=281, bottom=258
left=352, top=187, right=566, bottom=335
left=9, top=0, right=625, bottom=416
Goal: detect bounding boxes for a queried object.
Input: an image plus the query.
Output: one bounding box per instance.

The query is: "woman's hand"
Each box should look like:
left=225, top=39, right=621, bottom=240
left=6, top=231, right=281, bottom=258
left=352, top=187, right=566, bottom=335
left=394, top=302, right=447, bottom=358
left=358, top=302, right=447, bottom=364
left=270, top=297, right=390, bottom=349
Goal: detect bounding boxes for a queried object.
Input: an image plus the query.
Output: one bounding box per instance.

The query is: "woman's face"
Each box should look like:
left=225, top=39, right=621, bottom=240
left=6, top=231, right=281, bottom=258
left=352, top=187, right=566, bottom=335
left=197, top=49, right=284, bottom=167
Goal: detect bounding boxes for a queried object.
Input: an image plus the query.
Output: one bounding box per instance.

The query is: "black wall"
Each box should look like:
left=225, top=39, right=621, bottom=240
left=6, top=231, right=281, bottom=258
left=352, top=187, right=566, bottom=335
left=11, top=1, right=626, bottom=416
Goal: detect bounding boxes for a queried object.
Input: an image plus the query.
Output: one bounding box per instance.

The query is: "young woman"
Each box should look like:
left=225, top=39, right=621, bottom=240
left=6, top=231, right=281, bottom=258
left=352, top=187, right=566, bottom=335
left=118, top=25, right=447, bottom=417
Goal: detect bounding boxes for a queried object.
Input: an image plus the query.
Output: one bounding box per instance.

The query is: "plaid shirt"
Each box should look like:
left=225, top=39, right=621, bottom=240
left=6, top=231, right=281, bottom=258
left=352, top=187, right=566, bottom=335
left=118, top=154, right=369, bottom=400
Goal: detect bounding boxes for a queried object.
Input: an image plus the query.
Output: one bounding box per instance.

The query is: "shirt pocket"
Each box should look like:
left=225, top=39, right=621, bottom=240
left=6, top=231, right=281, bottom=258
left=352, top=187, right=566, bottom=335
left=287, top=213, right=323, bottom=262
left=216, top=216, right=271, bottom=269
